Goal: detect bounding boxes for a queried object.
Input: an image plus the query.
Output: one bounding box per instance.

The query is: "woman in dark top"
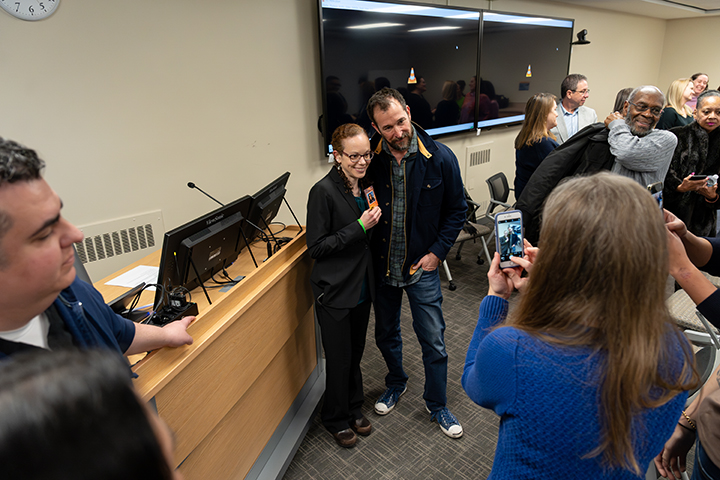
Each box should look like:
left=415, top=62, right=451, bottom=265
left=663, top=90, right=720, bottom=237
left=513, top=93, right=559, bottom=198
left=434, top=80, right=460, bottom=128
left=306, top=123, right=382, bottom=448
left=657, top=78, right=695, bottom=130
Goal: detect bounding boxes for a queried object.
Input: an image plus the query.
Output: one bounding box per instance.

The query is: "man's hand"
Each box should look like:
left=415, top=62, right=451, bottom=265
left=412, top=252, right=441, bottom=272
left=604, top=111, right=624, bottom=128
left=161, top=316, right=195, bottom=347
left=125, top=316, right=195, bottom=355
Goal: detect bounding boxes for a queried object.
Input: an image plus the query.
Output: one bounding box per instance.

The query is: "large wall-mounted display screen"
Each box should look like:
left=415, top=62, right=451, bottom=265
left=319, top=0, right=480, bottom=153
left=318, top=0, right=574, bottom=153
left=478, top=12, right=574, bottom=129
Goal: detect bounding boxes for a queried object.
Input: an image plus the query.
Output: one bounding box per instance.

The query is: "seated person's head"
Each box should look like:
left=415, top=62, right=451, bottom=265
left=0, top=350, right=180, bottom=480
left=0, top=138, right=85, bottom=331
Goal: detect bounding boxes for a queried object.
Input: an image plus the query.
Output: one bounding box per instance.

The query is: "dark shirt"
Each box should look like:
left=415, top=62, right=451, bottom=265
left=405, top=93, right=433, bottom=130
left=656, top=107, right=694, bottom=130
left=514, top=137, right=559, bottom=198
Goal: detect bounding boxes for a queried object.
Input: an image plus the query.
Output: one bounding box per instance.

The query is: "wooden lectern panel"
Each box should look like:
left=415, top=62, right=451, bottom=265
left=97, top=227, right=315, bottom=480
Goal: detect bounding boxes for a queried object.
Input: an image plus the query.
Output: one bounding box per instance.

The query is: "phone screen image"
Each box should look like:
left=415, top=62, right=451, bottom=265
left=496, top=214, right=524, bottom=266
left=652, top=190, right=663, bottom=209
left=647, top=182, right=663, bottom=209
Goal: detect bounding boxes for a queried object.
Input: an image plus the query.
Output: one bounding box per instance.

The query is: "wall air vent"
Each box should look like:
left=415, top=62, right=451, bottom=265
left=74, top=210, right=164, bottom=281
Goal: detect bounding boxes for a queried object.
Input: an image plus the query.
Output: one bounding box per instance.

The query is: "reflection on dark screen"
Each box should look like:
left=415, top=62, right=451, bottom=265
left=478, top=13, right=573, bottom=129
left=320, top=0, right=480, bottom=152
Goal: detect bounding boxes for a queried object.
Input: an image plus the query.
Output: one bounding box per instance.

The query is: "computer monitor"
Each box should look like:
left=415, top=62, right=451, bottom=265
left=244, top=172, right=291, bottom=246
left=153, top=195, right=252, bottom=309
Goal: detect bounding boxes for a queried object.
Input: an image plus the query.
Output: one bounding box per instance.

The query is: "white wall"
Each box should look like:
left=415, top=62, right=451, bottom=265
left=658, top=16, right=720, bottom=94
left=0, top=0, right=709, bottom=274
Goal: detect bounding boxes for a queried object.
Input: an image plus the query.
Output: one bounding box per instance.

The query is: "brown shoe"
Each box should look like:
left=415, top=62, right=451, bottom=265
left=351, top=416, right=372, bottom=436
left=332, top=428, right=357, bottom=448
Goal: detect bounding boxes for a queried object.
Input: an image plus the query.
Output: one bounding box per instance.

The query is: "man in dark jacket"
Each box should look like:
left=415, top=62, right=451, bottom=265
left=366, top=88, right=467, bottom=438
left=0, top=137, right=193, bottom=359
left=515, top=123, right=615, bottom=243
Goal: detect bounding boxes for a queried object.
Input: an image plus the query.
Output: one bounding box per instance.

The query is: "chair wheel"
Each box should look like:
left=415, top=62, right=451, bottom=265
left=449, top=281, right=457, bottom=291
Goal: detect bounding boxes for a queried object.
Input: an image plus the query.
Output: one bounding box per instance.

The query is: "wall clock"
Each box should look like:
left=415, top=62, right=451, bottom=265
left=0, top=0, right=59, bottom=21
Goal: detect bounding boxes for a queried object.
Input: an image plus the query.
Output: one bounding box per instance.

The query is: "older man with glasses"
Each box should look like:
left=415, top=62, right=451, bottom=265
left=550, top=73, right=598, bottom=144
left=604, top=85, right=678, bottom=187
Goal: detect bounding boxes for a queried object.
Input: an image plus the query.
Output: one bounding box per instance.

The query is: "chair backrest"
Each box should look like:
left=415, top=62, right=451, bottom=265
left=486, top=173, right=510, bottom=213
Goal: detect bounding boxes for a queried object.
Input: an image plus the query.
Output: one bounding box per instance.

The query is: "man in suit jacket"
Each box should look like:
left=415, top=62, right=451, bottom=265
left=550, top=74, right=598, bottom=145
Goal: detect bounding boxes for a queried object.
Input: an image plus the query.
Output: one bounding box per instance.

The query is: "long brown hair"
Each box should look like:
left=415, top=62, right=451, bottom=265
left=514, top=93, right=557, bottom=149
left=507, top=172, right=697, bottom=474
left=331, top=123, right=371, bottom=193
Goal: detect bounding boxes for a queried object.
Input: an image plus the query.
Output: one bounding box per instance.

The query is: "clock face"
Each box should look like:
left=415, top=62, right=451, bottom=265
left=0, top=0, right=59, bottom=21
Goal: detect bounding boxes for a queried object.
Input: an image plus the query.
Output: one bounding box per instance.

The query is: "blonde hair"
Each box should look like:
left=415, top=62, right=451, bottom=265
left=514, top=93, right=557, bottom=149
left=665, top=78, right=693, bottom=117
left=507, top=172, right=697, bottom=474
left=441, top=81, right=458, bottom=102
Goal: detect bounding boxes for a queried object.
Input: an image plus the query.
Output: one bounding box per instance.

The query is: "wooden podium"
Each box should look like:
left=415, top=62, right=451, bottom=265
left=95, top=227, right=323, bottom=479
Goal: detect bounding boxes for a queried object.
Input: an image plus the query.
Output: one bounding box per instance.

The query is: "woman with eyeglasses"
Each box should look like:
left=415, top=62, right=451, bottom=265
left=663, top=90, right=720, bottom=237
left=306, top=123, right=382, bottom=448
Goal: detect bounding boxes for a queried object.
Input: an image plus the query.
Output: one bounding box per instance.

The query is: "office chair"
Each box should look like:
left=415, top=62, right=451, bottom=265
left=485, top=172, right=515, bottom=218
left=441, top=189, right=493, bottom=291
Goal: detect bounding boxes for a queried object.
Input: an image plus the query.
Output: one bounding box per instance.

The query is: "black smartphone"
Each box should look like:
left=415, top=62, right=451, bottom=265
left=690, top=175, right=708, bottom=181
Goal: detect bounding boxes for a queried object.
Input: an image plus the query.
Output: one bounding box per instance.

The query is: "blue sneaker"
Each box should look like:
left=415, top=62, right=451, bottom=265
left=374, top=386, right=407, bottom=415
left=427, top=406, right=463, bottom=438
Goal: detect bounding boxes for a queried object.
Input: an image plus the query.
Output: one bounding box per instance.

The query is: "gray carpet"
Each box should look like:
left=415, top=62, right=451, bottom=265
left=284, top=239, right=499, bottom=480
left=283, top=237, right=696, bottom=480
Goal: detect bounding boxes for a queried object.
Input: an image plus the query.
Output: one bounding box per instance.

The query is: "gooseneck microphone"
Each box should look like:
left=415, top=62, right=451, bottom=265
left=186, top=181, right=273, bottom=260
left=187, top=182, right=224, bottom=207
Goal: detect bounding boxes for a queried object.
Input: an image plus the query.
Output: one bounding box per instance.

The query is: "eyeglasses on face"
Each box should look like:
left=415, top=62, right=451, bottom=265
left=340, top=151, right=374, bottom=163
left=572, top=89, right=590, bottom=95
left=628, top=101, right=663, bottom=117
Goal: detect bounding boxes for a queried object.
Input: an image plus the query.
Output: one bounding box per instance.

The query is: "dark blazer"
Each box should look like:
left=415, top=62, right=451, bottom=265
left=306, top=167, right=374, bottom=314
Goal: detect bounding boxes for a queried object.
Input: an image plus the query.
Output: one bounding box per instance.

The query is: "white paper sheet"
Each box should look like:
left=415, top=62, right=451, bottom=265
left=105, top=265, right=159, bottom=291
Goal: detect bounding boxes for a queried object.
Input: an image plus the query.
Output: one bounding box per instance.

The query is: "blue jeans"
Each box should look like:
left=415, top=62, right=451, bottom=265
left=693, top=438, right=720, bottom=480
left=374, top=269, right=447, bottom=412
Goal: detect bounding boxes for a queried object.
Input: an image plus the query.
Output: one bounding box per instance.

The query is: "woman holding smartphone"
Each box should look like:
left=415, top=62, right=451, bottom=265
left=663, top=90, right=720, bottom=237
left=306, top=123, right=381, bottom=448
left=463, top=172, right=697, bottom=479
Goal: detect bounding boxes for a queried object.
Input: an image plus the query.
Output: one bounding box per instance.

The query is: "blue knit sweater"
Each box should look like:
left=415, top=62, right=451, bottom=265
left=462, top=295, right=689, bottom=479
